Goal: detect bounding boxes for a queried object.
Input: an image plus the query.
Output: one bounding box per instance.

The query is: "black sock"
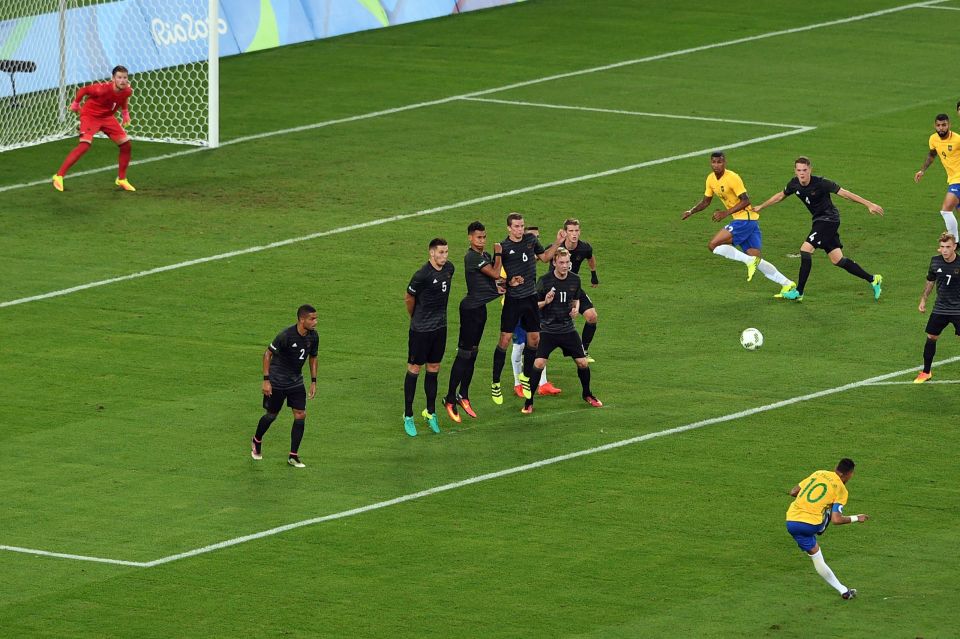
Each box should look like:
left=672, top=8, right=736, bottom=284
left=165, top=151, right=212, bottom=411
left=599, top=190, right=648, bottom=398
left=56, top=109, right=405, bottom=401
left=492, top=346, right=507, bottom=383
left=526, top=365, right=544, bottom=408
left=923, top=337, right=937, bottom=373
left=797, top=251, right=813, bottom=294
left=460, top=351, right=477, bottom=399
left=836, top=256, right=873, bottom=282
left=523, top=345, right=537, bottom=377
left=446, top=355, right=467, bottom=404
left=424, top=371, right=439, bottom=414
left=254, top=413, right=277, bottom=441
left=404, top=371, right=418, bottom=417
left=290, top=418, right=305, bottom=455
left=577, top=366, right=592, bottom=398
left=582, top=322, right=597, bottom=351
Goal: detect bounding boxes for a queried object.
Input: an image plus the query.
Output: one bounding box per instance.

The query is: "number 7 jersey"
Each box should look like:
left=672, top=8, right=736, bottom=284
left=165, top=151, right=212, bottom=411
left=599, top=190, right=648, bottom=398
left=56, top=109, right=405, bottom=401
left=786, top=470, right=849, bottom=525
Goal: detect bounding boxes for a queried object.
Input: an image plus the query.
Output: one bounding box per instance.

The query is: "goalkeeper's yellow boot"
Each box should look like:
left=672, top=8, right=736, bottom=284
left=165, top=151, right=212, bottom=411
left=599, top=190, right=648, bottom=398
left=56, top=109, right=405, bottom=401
left=52, top=175, right=64, bottom=192
left=115, top=177, right=136, bottom=192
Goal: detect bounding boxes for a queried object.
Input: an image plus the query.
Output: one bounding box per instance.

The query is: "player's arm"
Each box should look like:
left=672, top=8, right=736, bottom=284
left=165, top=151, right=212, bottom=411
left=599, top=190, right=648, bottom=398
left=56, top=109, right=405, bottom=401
left=712, top=193, right=751, bottom=222
left=752, top=190, right=785, bottom=213
left=682, top=196, right=712, bottom=220
left=919, top=278, right=935, bottom=312
left=307, top=355, right=318, bottom=399
left=70, top=84, right=92, bottom=112
left=915, top=149, right=937, bottom=183
left=830, top=504, right=869, bottom=525
left=537, top=280, right=554, bottom=309
left=788, top=484, right=801, bottom=497
left=119, top=93, right=131, bottom=127
left=404, top=292, right=416, bottom=317
left=537, top=230, right=563, bottom=263
left=262, top=349, right=273, bottom=396
left=587, top=255, right=599, bottom=287
left=837, top=188, right=883, bottom=216
left=570, top=294, right=581, bottom=318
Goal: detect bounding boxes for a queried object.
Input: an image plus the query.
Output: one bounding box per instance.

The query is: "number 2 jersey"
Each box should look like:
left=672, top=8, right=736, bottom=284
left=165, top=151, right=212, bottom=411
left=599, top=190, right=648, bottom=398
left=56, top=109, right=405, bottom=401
left=268, top=325, right=319, bottom=389
left=785, top=469, right=849, bottom=525
left=927, top=254, right=960, bottom=315
left=536, top=271, right=582, bottom=334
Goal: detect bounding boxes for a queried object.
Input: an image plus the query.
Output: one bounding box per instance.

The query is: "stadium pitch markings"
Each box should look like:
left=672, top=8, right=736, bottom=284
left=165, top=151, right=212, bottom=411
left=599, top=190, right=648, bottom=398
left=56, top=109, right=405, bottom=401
left=2, top=356, right=955, bottom=568
left=863, top=379, right=960, bottom=385
left=0, top=0, right=943, bottom=197
left=461, top=98, right=812, bottom=131
left=918, top=4, right=960, bottom=8
left=0, top=126, right=813, bottom=310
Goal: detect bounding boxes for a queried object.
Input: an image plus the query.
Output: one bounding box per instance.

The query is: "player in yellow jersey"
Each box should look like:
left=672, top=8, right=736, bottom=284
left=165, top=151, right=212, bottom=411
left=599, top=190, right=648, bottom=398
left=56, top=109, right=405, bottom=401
left=785, top=458, right=869, bottom=600
left=682, top=151, right=796, bottom=297
left=915, top=113, right=960, bottom=240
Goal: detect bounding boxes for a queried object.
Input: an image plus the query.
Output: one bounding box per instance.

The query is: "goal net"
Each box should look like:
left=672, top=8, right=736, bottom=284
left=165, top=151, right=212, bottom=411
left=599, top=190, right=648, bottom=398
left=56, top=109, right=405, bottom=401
left=0, top=0, right=219, bottom=152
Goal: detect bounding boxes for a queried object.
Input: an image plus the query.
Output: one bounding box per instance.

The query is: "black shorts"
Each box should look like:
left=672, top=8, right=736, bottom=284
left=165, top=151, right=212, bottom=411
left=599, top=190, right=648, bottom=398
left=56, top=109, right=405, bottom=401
left=500, top=294, right=540, bottom=333
left=408, top=327, right=447, bottom=365
left=804, top=220, right=842, bottom=253
left=536, top=330, right=587, bottom=360
left=458, top=300, right=488, bottom=350
left=578, top=290, right=594, bottom=314
left=263, top=383, right=307, bottom=413
left=925, top=312, right=960, bottom=336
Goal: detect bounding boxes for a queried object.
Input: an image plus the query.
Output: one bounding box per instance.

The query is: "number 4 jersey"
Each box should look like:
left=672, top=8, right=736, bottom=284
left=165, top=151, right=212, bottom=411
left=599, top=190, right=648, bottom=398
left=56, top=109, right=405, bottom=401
left=268, top=325, right=319, bottom=389
left=786, top=470, right=849, bottom=524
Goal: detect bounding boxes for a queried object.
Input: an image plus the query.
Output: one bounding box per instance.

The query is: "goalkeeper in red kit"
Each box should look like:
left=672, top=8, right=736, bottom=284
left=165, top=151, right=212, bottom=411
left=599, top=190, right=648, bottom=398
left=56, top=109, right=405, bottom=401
left=53, top=65, right=136, bottom=192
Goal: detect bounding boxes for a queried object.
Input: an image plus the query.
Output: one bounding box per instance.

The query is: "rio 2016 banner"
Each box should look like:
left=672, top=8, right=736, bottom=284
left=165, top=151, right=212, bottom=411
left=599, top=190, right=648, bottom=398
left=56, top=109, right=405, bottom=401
left=0, top=0, right=525, bottom=98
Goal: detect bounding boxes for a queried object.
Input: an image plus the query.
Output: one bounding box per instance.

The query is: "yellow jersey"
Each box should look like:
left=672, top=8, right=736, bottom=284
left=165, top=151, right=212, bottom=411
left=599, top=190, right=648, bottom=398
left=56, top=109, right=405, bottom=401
left=704, top=169, right=759, bottom=221
left=786, top=470, right=849, bottom=525
left=929, top=131, right=960, bottom=184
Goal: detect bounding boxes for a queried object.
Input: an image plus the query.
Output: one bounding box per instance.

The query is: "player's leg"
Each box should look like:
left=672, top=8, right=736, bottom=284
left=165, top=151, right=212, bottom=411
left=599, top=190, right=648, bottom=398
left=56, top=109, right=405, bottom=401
left=511, top=323, right=525, bottom=396
left=252, top=390, right=284, bottom=460
left=457, top=305, right=485, bottom=408
left=522, top=356, right=548, bottom=414
left=444, top=303, right=475, bottom=420
left=709, top=225, right=757, bottom=278
left=744, top=226, right=795, bottom=293
left=518, top=300, right=540, bottom=399
left=404, top=329, right=424, bottom=435
left=287, top=394, right=307, bottom=467
left=917, top=315, right=949, bottom=382
left=787, top=240, right=817, bottom=300
left=787, top=522, right=851, bottom=597
left=492, top=300, right=517, bottom=404
left=54, top=137, right=92, bottom=190
left=104, top=122, right=135, bottom=191
left=940, top=189, right=960, bottom=239
left=420, top=329, right=444, bottom=433
left=580, top=292, right=598, bottom=362
left=828, top=246, right=881, bottom=300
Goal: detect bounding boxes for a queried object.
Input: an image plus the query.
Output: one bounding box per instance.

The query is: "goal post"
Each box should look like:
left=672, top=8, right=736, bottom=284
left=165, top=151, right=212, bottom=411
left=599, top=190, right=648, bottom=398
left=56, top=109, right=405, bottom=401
left=0, top=0, right=220, bottom=152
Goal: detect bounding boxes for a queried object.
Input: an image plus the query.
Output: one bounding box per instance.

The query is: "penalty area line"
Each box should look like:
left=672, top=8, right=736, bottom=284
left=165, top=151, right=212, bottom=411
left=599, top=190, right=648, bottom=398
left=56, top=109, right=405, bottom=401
left=4, top=356, right=952, bottom=567
left=0, top=126, right=813, bottom=310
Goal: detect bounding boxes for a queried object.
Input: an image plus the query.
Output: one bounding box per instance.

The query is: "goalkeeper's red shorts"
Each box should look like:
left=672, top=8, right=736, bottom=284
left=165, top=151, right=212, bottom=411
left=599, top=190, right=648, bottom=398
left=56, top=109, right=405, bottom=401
left=79, top=114, right=127, bottom=144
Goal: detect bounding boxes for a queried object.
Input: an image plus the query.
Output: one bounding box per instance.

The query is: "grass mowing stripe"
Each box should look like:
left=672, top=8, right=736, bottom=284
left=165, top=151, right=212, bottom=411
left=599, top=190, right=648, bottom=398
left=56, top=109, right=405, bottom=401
left=4, top=356, right=954, bottom=568
left=0, top=127, right=813, bottom=310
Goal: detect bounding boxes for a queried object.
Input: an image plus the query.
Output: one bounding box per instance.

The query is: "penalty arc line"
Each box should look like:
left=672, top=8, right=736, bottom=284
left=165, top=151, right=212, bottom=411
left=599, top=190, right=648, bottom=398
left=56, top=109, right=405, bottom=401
left=0, top=0, right=944, bottom=195
left=2, top=355, right=955, bottom=568
left=0, top=126, right=813, bottom=309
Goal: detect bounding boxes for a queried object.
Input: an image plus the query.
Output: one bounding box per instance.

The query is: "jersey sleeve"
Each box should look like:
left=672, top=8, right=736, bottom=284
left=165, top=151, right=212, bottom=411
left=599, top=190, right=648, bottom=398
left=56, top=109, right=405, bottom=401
left=730, top=173, right=747, bottom=197
left=822, top=178, right=841, bottom=193
left=704, top=175, right=714, bottom=197
left=536, top=275, right=549, bottom=300
left=407, top=270, right=425, bottom=296
left=533, top=238, right=546, bottom=256
left=782, top=178, right=795, bottom=195
left=928, top=258, right=938, bottom=282
left=930, top=133, right=938, bottom=151
left=309, top=332, right=319, bottom=357
left=268, top=330, right=286, bottom=354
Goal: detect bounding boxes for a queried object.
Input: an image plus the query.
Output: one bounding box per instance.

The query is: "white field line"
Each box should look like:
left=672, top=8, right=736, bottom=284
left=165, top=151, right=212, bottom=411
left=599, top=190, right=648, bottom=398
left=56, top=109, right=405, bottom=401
left=0, top=0, right=943, bottom=196
left=2, top=355, right=955, bottom=568
left=0, top=126, right=813, bottom=309
left=918, top=4, right=960, bottom=8
left=864, top=379, right=960, bottom=385
left=460, top=97, right=810, bottom=129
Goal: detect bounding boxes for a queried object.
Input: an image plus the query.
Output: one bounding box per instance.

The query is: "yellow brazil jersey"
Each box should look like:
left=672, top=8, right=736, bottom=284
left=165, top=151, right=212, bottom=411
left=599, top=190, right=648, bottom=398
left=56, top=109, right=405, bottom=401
left=929, top=132, right=960, bottom=184
left=704, top=169, right=759, bottom=221
left=785, top=470, right=849, bottom=525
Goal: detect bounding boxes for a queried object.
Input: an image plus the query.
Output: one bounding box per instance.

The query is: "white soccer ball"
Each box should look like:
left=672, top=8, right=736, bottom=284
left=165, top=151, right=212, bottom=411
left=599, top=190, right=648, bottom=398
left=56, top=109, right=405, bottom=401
left=740, top=327, right=764, bottom=350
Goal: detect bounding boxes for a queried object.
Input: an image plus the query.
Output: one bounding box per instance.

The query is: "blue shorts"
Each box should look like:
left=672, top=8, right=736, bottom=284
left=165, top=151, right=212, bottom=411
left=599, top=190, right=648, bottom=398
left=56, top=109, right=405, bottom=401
left=786, top=518, right=827, bottom=552
left=948, top=183, right=960, bottom=200
left=724, top=219, right=762, bottom=252
left=512, top=322, right=527, bottom=345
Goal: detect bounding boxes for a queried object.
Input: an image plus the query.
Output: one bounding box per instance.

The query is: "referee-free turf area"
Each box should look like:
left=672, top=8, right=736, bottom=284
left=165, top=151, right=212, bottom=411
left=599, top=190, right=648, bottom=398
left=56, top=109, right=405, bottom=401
left=1, top=1, right=958, bottom=637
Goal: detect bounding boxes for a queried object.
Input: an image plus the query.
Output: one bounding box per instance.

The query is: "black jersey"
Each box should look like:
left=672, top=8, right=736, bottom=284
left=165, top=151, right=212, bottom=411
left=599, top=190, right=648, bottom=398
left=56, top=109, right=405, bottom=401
left=407, top=261, right=455, bottom=331
left=563, top=239, right=593, bottom=274
left=501, top=233, right=545, bottom=299
left=783, top=175, right=841, bottom=223
left=927, top=254, right=960, bottom=315
left=461, top=249, right=499, bottom=309
left=536, top=270, right=582, bottom=334
left=268, top=325, right=319, bottom=389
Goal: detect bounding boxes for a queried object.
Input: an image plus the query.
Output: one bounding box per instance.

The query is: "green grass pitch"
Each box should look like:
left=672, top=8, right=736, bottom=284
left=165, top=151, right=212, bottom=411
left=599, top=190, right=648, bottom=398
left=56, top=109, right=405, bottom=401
left=1, top=1, right=958, bottom=637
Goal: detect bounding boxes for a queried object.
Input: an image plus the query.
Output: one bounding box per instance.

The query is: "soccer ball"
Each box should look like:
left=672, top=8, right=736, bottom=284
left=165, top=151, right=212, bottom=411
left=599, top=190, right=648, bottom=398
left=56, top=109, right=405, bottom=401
left=740, top=328, right=764, bottom=350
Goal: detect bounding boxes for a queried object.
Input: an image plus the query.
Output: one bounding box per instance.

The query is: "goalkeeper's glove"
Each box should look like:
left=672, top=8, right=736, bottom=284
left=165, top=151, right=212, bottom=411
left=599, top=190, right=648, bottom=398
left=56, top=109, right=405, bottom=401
left=69, top=101, right=81, bottom=113
left=121, top=110, right=131, bottom=128
left=590, top=270, right=599, bottom=286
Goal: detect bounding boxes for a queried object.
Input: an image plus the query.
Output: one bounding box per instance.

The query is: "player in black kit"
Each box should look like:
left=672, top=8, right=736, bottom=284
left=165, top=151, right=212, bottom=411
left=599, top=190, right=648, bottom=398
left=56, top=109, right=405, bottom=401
left=442, top=222, right=503, bottom=422
left=403, top=238, right=455, bottom=436
left=522, top=248, right=602, bottom=413
left=492, top=212, right=562, bottom=403
left=562, top=218, right=599, bottom=361
left=915, top=232, right=960, bottom=383
left=754, top=157, right=884, bottom=302
left=251, top=304, right=319, bottom=468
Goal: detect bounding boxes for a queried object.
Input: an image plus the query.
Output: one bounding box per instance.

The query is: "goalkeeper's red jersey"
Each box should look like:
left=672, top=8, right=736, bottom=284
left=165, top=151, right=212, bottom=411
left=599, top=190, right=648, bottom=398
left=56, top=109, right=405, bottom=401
left=76, top=82, right=132, bottom=119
